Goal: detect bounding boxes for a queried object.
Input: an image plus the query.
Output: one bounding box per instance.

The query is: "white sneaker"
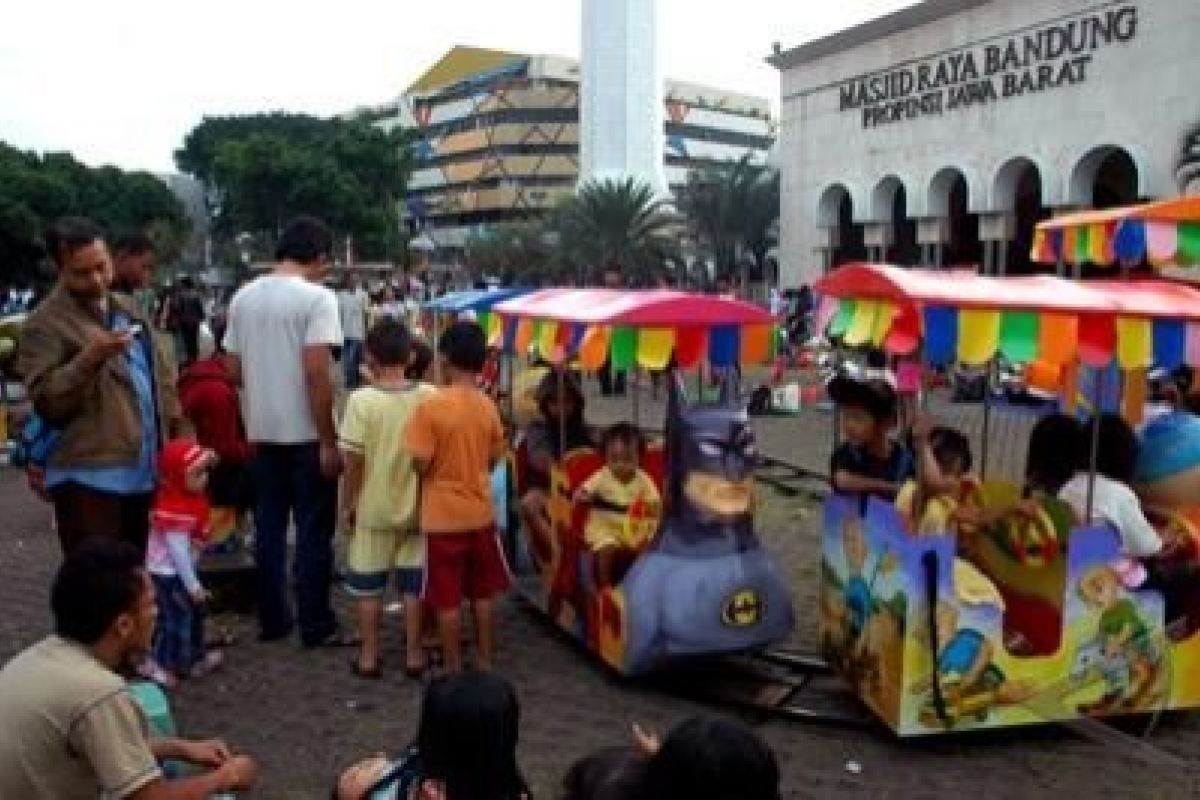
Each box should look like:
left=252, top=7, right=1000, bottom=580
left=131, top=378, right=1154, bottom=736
left=189, top=650, right=224, bottom=679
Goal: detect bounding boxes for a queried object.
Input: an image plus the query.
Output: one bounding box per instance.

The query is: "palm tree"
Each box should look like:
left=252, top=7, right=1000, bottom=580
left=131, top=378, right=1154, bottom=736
left=555, top=177, right=678, bottom=285
left=1177, top=123, right=1200, bottom=194
left=678, top=155, right=779, bottom=290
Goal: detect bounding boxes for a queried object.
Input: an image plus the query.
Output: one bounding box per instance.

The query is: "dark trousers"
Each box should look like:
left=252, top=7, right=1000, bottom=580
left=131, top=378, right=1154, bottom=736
left=151, top=574, right=205, bottom=672
left=598, top=359, right=626, bottom=396
left=250, top=443, right=338, bottom=645
left=50, top=483, right=153, bottom=556
left=180, top=322, right=200, bottom=364
left=342, top=339, right=364, bottom=389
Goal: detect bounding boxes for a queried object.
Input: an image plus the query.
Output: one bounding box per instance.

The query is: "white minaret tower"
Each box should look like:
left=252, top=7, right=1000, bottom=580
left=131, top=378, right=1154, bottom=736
left=579, top=0, right=667, bottom=195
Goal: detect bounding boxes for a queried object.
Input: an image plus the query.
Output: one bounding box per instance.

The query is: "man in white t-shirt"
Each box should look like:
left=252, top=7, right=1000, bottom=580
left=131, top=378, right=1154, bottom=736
left=336, top=274, right=368, bottom=389
left=224, top=216, right=348, bottom=647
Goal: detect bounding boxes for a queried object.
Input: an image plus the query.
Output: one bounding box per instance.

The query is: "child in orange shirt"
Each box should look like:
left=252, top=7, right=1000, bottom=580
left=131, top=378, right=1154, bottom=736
left=404, top=321, right=509, bottom=673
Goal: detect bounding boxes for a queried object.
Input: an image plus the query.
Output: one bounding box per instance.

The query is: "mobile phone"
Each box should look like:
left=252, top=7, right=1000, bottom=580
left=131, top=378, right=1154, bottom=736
left=126, top=323, right=143, bottom=336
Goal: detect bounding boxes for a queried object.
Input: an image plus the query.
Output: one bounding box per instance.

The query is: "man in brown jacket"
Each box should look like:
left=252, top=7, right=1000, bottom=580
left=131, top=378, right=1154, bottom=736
left=17, top=217, right=189, bottom=555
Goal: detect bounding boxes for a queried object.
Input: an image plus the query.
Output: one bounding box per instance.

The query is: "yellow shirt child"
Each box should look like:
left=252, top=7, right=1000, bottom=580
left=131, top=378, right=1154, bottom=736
left=576, top=423, right=662, bottom=588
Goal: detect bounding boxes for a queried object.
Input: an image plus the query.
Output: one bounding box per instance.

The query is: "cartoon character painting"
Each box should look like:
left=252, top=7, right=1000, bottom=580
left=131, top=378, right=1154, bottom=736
left=820, top=498, right=908, bottom=723
left=910, top=602, right=1034, bottom=729
left=617, top=371, right=794, bottom=674
left=1072, top=565, right=1162, bottom=713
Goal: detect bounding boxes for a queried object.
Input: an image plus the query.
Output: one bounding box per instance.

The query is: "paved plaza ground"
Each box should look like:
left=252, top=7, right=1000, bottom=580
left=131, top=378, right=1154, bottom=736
left=3, top=385, right=1200, bottom=797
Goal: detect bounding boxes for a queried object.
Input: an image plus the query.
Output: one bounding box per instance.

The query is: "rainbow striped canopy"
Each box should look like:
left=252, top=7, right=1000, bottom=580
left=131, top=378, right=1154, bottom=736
left=814, top=263, right=1200, bottom=369
left=492, top=288, right=777, bottom=371
left=1031, top=196, right=1200, bottom=268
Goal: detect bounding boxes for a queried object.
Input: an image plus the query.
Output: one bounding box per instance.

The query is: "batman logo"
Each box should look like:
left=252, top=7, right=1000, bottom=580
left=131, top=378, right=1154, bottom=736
left=722, top=589, right=764, bottom=627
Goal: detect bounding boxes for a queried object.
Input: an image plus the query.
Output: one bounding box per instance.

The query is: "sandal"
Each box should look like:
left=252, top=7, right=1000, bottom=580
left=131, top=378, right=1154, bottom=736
left=350, top=660, right=382, bottom=679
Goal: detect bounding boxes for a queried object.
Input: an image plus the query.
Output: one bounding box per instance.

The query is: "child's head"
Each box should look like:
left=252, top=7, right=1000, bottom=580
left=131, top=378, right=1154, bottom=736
left=406, top=337, right=433, bottom=382
left=159, top=439, right=217, bottom=495
left=640, top=717, right=780, bottom=800
left=1026, top=413, right=1083, bottom=493
left=841, top=516, right=868, bottom=573
left=562, top=747, right=647, bottom=800
left=829, top=376, right=897, bottom=447
left=364, top=318, right=411, bottom=372
left=536, top=368, right=585, bottom=424
left=929, top=427, right=972, bottom=480
left=601, top=423, right=643, bottom=482
left=438, top=321, right=488, bottom=378
left=417, top=671, right=525, bottom=800
left=1078, top=565, right=1121, bottom=609
left=1077, top=413, right=1139, bottom=484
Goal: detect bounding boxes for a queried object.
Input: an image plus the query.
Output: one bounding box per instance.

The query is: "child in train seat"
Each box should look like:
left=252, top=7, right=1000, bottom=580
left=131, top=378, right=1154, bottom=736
left=1058, top=413, right=1164, bottom=560
left=519, top=369, right=593, bottom=568
left=827, top=372, right=914, bottom=501
left=895, top=421, right=1004, bottom=610
left=576, top=423, right=662, bottom=588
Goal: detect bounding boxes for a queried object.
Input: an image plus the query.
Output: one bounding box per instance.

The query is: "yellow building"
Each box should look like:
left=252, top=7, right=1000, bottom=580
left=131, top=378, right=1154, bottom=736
left=351, top=46, right=774, bottom=252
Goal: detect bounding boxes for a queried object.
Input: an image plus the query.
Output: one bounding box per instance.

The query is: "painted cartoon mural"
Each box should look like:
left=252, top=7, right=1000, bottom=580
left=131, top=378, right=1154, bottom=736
left=518, top=370, right=795, bottom=675
left=820, top=485, right=1200, bottom=736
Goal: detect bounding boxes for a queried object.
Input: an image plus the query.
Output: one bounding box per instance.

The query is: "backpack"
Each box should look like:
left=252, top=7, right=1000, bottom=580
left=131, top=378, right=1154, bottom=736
left=747, top=385, right=773, bottom=416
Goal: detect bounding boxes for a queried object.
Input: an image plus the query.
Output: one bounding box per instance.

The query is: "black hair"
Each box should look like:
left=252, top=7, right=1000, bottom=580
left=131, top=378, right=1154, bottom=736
left=365, top=318, right=412, bottom=368
left=275, top=215, right=333, bottom=265
left=601, top=422, right=644, bottom=455
left=536, top=368, right=587, bottom=421
left=1026, top=413, right=1083, bottom=493
left=417, top=671, right=529, bottom=800
left=179, top=276, right=196, bottom=290
left=1077, top=413, right=1139, bottom=484
left=439, top=321, right=488, bottom=373
left=406, top=337, right=434, bottom=381
left=563, top=747, right=647, bottom=800
left=827, top=376, right=897, bottom=423
left=638, top=717, right=780, bottom=800
left=51, top=538, right=146, bottom=645
left=864, top=348, right=888, bottom=370
left=45, top=216, right=104, bottom=268
left=111, top=231, right=155, bottom=258
left=929, top=426, right=972, bottom=474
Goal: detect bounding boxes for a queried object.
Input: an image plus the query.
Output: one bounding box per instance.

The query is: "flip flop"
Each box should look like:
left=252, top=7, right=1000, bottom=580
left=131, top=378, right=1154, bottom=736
left=350, top=660, right=382, bottom=679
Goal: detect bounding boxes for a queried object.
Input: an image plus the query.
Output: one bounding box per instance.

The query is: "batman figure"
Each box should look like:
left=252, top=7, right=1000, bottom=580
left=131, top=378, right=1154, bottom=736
left=619, top=370, right=795, bottom=674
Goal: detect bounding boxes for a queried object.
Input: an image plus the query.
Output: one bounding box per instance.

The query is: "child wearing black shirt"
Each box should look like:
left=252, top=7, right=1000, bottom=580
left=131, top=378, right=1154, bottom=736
left=828, top=373, right=914, bottom=500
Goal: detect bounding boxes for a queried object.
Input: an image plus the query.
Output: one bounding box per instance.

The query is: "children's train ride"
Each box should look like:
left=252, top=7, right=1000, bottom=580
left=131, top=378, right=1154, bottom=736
left=489, top=288, right=795, bottom=675
left=814, top=254, right=1200, bottom=736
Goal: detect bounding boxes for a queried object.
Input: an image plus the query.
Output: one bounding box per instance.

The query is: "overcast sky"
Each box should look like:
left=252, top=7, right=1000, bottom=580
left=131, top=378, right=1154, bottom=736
left=0, top=0, right=914, bottom=173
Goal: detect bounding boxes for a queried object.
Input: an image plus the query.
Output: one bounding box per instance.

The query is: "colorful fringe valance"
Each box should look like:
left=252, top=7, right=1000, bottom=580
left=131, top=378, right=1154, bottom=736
left=825, top=298, right=1200, bottom=370
left=492, top=316, right=777, bottom=370
left=1032, top=219, right=1200, bottom=267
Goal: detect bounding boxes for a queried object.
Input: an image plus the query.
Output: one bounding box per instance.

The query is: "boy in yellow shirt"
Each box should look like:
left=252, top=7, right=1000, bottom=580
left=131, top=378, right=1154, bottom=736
left=576, top=423, right=662, bottom=588
left=339, top=319, right=436, bottom=678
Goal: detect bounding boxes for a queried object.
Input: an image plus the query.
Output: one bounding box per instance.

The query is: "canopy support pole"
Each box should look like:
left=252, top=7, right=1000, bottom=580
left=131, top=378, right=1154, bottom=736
left=632, top=365, right=640, bottom=428
left=980, top=360, right=994, bottom=481
left=557, top=367, right=566, bottom=461
left=1085, top=370, right=1103, bottom=524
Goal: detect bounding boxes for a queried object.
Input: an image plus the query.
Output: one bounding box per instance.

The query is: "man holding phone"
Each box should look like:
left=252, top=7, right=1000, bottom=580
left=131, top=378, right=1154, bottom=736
left=17, top=217, right=189, bottom=556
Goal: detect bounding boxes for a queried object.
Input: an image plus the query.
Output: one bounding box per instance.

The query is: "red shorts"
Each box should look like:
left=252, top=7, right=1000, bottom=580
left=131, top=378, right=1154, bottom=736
left=422, top=526, right=513, bottom=611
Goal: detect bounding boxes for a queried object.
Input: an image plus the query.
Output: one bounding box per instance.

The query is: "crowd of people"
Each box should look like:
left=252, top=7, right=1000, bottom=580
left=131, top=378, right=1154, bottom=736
left=0, top=213, right=783, bottom=798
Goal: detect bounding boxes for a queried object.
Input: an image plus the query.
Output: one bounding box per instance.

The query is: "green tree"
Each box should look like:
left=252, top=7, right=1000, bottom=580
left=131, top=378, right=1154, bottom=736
left=175, top=113, right=413, bottom=263
left=0, top=141, right=189, bottom=284
left=1177, top=123, right=1200, bottom=193
left=465, top=219, right=569, bottom=286
left=678, top=155, right=779, bottom=287
left=552, top=178, right=678, bottom=284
